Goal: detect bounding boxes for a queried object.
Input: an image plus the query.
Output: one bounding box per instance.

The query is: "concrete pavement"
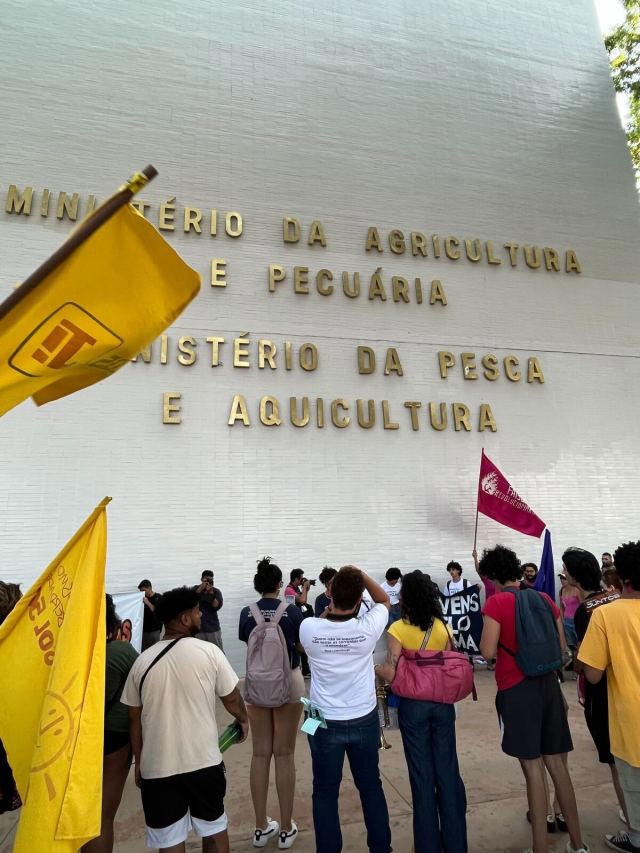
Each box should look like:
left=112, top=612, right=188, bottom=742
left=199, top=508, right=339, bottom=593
left=114, top=669, right=621, bottom=852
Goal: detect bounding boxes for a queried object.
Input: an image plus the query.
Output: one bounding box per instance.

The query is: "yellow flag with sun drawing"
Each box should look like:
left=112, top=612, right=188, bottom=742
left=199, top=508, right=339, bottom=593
left=0, top=498, right=109, bottom=851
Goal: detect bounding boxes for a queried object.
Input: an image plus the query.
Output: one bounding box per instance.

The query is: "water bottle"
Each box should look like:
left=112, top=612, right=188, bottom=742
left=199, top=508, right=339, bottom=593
left=218, top=721, right=242, bottom=753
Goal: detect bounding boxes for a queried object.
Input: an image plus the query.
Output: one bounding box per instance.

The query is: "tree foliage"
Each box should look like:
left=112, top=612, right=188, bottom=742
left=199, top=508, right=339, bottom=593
left=604, top=1, right=640, bottom=181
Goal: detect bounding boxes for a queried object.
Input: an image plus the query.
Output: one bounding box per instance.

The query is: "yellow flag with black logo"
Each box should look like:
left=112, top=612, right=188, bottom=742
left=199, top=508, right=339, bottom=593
left=0, top=498, right=109, bottom=851
left=0, top=168, right=200, bottom=417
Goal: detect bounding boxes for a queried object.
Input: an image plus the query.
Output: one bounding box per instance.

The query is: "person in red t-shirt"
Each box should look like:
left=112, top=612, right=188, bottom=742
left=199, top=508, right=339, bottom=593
left=479, top=545, right=589, bottom=853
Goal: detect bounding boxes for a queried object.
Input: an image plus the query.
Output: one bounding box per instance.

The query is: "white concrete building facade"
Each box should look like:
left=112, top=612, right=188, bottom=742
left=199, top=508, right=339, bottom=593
left=1, top=0, right=639, bottom=671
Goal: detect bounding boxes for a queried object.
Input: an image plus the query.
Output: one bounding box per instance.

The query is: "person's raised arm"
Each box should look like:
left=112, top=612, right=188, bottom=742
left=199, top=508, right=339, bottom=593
left=219, top=686, right=250, bottom=743
left=472, top=549, right=482, bottom=579
left=129, top=706, right=143, bottom=787
left=295, top=580, right=309, bottom=606
left=213, top=589, right=223, bottom=611
left=359, top=569, right=390, bottom=611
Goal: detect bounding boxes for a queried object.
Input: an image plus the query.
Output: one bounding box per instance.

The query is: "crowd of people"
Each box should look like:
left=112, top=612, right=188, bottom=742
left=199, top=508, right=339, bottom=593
left=0, top=542, right=639, bottom=853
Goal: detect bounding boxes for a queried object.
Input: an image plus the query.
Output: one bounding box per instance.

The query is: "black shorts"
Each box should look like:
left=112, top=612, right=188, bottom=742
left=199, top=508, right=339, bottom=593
left=141, top=763, right=226, bottom=829
left=496, top=673, right=573, bottom=760
left=104, top=730, right=130, bottom=756
left=584, top=691, right=614, bottom=764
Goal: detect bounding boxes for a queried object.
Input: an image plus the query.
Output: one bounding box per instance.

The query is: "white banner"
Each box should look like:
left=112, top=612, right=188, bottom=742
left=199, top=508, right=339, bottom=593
left=112, top=590, right=145, bottom=653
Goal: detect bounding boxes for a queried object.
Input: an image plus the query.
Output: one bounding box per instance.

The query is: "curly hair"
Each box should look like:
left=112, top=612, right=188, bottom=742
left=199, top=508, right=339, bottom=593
left=478, top=545, right=522, bottom=584
left=613, top=541, right=640, bottom=591
left=254, top=556, right=282, bottom=594
left=156, top=586, right=200, bottom=625
left=319, top=566, right=337, bottom=586
left=0, top=582, right=22, bottom=625
left=399, top=570, right=443, bottom=631
left=331, top=566, right=365, bottom=610
left=562, top=547, right=600, bottom=592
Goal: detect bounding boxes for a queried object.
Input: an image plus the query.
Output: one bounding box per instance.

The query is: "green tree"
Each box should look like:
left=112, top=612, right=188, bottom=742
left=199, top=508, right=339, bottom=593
left=604, top=1, right=640, bottom=181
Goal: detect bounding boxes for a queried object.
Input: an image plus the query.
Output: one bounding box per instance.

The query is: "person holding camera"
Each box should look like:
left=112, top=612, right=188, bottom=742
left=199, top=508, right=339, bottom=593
left=194, top=570, right=224, bottom=651
left=284, top=569, right=313, bottom=606
left=285, top=570, right=314, bottom=677
left=300, top=566, right=392, bottom=853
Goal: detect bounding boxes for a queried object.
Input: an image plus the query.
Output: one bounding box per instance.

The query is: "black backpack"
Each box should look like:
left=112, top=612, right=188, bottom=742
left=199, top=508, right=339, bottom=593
left=499, top=588, right=562, bottom=677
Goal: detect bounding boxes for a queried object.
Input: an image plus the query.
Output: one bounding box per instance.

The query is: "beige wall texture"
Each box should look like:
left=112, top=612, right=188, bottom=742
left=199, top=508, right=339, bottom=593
left=1, top=0, right=639, bottom=671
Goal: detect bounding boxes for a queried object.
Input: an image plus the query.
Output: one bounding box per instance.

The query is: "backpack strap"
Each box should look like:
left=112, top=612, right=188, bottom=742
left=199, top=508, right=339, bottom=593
left=249, top=602, right=265, bottom=625
left=463, top=579, right=468, bottom=590
left=270, top=600, right=289, bottom=625
left=497, top=586, right=518, bottom=656
left=420, top=619, right=435, bottom=650
left=139, top=637, right=183, bottom=698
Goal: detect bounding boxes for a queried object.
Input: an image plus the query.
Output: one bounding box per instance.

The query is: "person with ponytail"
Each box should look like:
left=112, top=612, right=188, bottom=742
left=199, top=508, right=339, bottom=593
left=375, top=570, right=468, bottom=853
left=238, top=558, right=305, bottom=849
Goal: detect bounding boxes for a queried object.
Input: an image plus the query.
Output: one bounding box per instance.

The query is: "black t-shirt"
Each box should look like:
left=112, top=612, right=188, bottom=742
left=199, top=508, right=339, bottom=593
left=195, top=586, right=223, bottom=632
left=314, top=591, right=331, bottom=617
left=574, top=589, right=621, bottom=642
left=238, top=598, right=304, bottom=668
left=574, top=590, right=621, bottom=707
left=142, top=593, right=163, bottom=633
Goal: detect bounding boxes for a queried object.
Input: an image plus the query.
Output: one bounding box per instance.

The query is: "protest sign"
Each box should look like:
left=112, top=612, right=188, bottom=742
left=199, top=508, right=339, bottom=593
left=440, top=583, right=483, bottom=654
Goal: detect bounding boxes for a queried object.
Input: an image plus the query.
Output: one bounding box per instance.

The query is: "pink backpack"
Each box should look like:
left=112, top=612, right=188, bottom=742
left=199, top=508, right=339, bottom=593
left=244, top=601, right=292, bottom=707
left=391, top=619, right=476, bottom=704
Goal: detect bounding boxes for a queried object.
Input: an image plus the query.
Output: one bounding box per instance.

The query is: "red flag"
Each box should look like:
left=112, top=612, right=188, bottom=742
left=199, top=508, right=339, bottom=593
left=477, top=450, right=545, bottom=538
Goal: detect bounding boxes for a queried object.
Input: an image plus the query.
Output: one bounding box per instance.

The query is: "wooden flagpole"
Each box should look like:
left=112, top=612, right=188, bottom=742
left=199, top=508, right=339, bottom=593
left=473, top=447, right=484, bottom=551
left=0, top=165, right=157, bottom=323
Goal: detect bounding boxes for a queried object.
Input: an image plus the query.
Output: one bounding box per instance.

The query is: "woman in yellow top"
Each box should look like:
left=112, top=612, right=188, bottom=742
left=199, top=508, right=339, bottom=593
left=375, top=570, right=468, bottom=853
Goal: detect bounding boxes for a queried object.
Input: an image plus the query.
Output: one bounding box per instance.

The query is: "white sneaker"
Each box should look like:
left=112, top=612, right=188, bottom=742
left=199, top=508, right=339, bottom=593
left=254, top=818, right=279, bottom=847
left=620, top=808, right=628, bottom=825
left=566, top=843, right=590, bottom=853
left=278, top=821, right=298, bottom=849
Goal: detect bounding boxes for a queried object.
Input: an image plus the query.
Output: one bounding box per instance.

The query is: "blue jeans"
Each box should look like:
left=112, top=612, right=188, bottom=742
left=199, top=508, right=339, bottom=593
left=387, top=604, right=401, bottom=627
left=307, top=708, right=392, bottom=853
left=398, top=698, right=467, bottom=853
left=564, top=618, right=578, bottom=649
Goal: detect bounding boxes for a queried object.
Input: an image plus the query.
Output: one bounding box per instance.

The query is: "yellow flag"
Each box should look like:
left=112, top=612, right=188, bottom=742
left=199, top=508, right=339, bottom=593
left=0, top=186, right=200, bottom=417
left=0, top=498, right=109, bottom=851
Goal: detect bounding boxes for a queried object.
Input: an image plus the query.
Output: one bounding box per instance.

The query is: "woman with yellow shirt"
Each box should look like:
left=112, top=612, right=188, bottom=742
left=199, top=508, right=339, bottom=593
left=375, top=570, right=468, bottom=853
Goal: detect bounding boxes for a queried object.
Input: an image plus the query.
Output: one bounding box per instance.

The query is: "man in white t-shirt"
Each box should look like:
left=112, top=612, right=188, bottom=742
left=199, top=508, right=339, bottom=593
left=122, top=587, right=248, bottom=853
left=441, top=560, right=469, bottom=597
left=300, top=566, right=392, bottom=853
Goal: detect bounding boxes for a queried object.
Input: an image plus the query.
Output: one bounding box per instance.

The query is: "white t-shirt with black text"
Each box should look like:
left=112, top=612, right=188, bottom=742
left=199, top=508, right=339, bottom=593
left=121, top=637, right=239, bottom=779
left=300, top=603, right=388, bottom=720
left=441, top=578, right=468, bottom=597
left=381, top=580, right=401, bottom=606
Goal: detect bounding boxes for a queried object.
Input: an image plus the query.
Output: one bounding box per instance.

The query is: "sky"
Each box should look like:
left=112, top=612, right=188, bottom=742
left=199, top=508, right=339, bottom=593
left=593, top=0, right=629, bottom=126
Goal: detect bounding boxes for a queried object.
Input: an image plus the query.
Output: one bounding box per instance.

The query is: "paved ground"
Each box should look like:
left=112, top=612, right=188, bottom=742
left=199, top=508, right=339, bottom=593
left=114, top=669, right=622, bottom=852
